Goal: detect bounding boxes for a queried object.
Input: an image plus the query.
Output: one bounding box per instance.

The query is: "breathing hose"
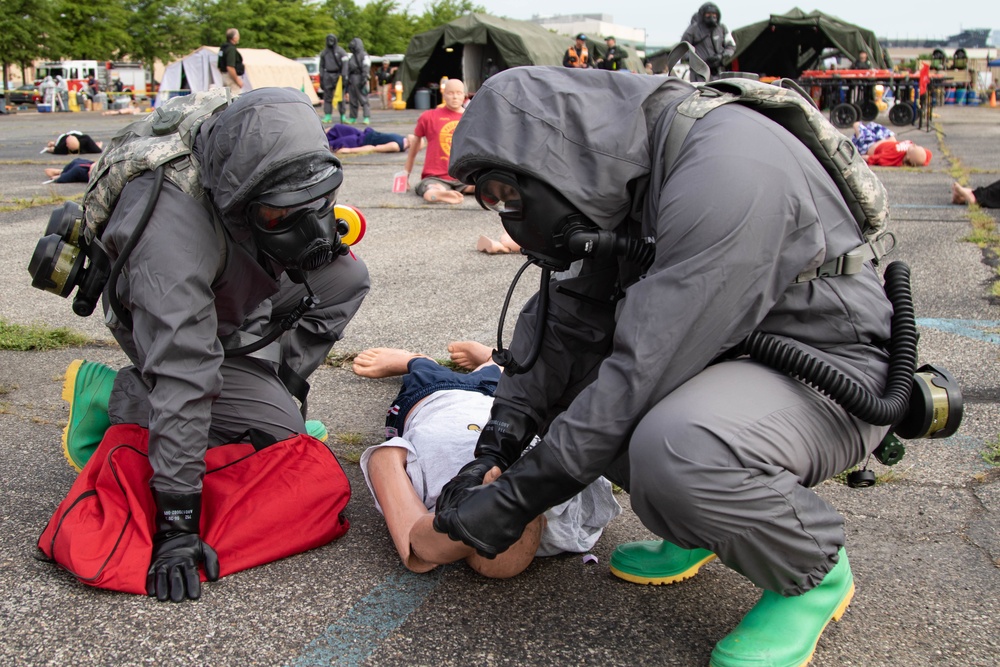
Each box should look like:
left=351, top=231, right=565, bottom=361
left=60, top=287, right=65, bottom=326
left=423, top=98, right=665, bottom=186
left=493, top=259, right=551, bottom=376
left=742, top=260, right=917, bottom=426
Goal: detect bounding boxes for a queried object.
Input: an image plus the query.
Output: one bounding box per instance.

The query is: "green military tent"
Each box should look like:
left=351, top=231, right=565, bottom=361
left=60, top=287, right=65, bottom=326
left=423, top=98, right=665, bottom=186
left=730, top=8, right=890, bottom=79
left=400, top=13, right=643, bottom=108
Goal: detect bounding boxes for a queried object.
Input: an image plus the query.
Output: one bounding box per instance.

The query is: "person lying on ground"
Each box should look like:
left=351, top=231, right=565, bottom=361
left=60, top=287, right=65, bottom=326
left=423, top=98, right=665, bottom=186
left=44, top=158, right=94, bottom=184
left=42, top=131, right=103, bottom=155
left=952, top=179, right=1000, bottom=208
left=353, top=342, right=620, bottom=577
left=852, top=121, right=932, bottom=167
left=325, top=124, right=415, bottom=155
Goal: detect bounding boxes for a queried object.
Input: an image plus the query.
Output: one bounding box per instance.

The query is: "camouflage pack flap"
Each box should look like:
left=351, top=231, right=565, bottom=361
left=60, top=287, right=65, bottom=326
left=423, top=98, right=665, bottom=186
left=667, top=77, right=893, bottom=280
left=82, top=88, right=234, bottom=236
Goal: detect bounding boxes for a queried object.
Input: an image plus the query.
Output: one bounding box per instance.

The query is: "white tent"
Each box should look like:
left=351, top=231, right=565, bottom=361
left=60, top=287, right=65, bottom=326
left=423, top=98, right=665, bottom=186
left=155, top=46, right=320, bottom=106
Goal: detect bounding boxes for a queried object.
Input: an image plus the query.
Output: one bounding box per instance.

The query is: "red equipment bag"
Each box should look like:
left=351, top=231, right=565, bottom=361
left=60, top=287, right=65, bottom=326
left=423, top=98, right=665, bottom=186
left=37, top=423, right=351, bottom=594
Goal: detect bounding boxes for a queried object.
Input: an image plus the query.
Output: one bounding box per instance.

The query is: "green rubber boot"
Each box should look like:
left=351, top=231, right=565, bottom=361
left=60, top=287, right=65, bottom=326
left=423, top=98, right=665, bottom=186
left=61, top=359, right=117, bottom=471
left=610, top=540, right=717, bottom=585
left=322, top=114, right=332, bottom=124
left=362, top=117, right=370, bottom=125
left=347, top=117, right=356, bottom=124
left=709, top=548, right=855, bottom=667
left=340, top=114, right=346, bottom=123
left=305, top=420, right=328, bottom=443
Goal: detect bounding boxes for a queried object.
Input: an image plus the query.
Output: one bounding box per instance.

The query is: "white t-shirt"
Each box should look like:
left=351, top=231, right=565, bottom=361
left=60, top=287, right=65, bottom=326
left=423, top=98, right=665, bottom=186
left=360, top=389, right=621, bottom=556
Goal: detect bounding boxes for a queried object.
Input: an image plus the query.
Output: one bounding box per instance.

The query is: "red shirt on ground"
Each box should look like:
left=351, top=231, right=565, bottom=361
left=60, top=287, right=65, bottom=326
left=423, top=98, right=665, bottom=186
left=414, top=107, right=464, bottom=179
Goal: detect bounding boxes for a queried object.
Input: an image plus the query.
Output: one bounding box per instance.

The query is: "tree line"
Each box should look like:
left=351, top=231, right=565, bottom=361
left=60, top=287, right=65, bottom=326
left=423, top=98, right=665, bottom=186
left=0, top=0, right=482, bottom=88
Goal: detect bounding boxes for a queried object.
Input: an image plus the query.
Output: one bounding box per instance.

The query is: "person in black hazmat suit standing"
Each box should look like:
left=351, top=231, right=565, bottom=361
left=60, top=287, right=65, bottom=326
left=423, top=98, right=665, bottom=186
left=432, top=67, right=897, bottom=666
left=97, top=87, right=369, bottom=602
left=320, top=34, right=349, bottom=124
left=680, top=2, right=736, bottom=81
left=345, top=37, right=372, bottom=125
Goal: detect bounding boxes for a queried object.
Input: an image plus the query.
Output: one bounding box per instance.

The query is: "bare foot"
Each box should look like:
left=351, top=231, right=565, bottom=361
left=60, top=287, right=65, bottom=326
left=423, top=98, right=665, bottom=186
left=951, top=182, right=976, bottom=205
left=44, top=168, right=62, bottom=179
left=353, top=348, right=429, bottom=378
left=448, top=341, right=493, bottom=370
left=476, top=235, right=509, bottom=254
left=425, top=189, right=464, bottom=204
left=499, top=231, right=521, bottom=252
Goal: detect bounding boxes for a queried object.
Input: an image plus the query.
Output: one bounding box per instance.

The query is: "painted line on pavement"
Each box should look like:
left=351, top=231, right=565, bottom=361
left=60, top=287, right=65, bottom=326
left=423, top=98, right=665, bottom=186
left=917, top=318, right=1000, bottom=345
left=290, top=569, right=442, bottom=667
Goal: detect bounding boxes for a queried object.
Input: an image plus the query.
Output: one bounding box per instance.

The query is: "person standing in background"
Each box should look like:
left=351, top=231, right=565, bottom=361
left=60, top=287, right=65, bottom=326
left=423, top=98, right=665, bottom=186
left=320, top=34, right=349, bottom=123
left=219, top=28, right=245, bottom=95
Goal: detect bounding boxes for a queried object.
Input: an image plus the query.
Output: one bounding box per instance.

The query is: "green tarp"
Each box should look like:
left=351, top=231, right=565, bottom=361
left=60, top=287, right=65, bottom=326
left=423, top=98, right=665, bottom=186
left=730, top=8, right=890, bottom=79
left=400, top=13, right=643, bottom=107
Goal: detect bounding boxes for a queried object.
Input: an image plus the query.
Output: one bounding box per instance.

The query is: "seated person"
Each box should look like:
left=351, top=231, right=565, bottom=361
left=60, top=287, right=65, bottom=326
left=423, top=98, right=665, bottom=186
left=952, top=179, right=1000, bottom=208
left=42, top=131, right=103, bottom=155
left=354, top=342, right=621, bottom=578
left=44, top=158, right=94, bottom=184
left=326, top=124, right=415, bottom=155
left=404, top=78, right=474, bottom=204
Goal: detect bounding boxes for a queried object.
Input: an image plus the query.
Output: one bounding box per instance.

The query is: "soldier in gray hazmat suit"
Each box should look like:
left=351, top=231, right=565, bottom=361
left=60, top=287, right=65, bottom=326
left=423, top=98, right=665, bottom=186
left=320, top=34, right=348, bottom=123
left=681, top=2, right=736, bottom=81
left=101, top=88, right=369, bottom=602
left=433, top=67, right=893, bottom=666
left=345, top=37, right=372, bottom=124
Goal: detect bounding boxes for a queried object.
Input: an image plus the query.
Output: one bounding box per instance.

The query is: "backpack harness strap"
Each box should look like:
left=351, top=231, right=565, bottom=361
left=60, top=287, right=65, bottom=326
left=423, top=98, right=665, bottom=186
left=662, top=83, right=895, bottom=283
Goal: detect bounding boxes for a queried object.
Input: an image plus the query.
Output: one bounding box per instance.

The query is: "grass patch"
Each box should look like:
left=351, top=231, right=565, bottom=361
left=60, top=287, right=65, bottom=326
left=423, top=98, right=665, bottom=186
left=0, top=383, right=16, bottom=395
left=0, top=319, right=89, bottom=350
left=982, top=434, right=1000, bottom=467
left=334, top=431, right=365, bottom=447
left=325, top=350, right=357, bottom=369
left=0, top=193, right=82, bottom=212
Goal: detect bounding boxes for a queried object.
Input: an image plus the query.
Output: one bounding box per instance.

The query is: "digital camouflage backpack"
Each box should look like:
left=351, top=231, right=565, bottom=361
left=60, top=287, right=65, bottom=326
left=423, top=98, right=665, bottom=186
left=661, top=43, right=894, bottom=282
left=82, top=88, right=235, bottom=238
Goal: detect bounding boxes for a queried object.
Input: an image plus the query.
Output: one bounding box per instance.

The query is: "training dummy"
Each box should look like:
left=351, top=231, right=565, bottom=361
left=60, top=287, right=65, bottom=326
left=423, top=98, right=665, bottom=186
left=434, top=67, right=901, bottom=667
left=354, top=343, right=620, bottom=577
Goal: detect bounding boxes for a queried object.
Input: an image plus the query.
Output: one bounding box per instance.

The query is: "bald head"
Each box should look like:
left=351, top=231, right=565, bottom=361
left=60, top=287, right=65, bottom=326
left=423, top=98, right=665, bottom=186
left=443, top=78, right=466, bottom=112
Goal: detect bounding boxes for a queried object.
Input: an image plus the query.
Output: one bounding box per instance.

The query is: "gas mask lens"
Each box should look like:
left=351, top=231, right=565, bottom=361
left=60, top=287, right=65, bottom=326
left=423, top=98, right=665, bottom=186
left=251, top=193, right=336, bottom=233
left=475, top=174, right=523, bottom=217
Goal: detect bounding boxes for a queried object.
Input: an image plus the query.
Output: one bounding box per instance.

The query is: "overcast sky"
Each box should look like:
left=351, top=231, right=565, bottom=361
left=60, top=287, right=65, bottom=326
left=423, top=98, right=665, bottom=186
left=471, top=2, right=997, bottom=48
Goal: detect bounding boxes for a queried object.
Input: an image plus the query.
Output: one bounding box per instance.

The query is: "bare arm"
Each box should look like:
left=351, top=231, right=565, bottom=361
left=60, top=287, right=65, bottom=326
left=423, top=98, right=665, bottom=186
left=403, top=136, right=424, bottom=189
left=227, top=66, right=242, bottom=88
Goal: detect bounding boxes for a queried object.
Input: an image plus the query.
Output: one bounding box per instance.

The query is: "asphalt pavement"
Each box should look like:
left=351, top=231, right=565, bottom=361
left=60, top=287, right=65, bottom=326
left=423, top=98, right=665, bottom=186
left=0, top=95, right=997, bottom=667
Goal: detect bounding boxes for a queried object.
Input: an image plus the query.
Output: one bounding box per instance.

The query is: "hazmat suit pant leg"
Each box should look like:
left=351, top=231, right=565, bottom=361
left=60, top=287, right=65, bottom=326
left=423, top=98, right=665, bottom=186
left=347, top=82, right=362, bottom=119
left=272, top=253, right=370, bottom=383
left=322, top=88, right=333, bottom=117
left=626, top=359, right=886, bottom=596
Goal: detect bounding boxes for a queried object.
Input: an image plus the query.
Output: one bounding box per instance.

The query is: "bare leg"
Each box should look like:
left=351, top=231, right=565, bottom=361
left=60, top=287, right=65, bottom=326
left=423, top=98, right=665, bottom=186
left=499, top=231, right=520, bottom=252
left=477, top=235, right=510, bottom=254
left=447, top=341, right=494, bottom=371
left=423, top=184, right=464, bottom=204
left=952, top=182, right=976, bottom=205
left=44, top=168, right=62, bottom=179
left=353, top=348, right=431, bottom=378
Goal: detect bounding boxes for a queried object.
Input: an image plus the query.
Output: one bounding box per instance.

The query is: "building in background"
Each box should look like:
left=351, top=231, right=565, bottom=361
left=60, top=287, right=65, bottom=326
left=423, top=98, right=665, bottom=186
left=530, top=13, right=647, bottom=58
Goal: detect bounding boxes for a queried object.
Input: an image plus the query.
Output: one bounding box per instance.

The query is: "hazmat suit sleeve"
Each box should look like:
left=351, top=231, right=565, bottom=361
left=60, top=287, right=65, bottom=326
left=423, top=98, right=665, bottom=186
left=499, top=106, right=867, bottom=487
left=105, top=175, right=225, bottom=495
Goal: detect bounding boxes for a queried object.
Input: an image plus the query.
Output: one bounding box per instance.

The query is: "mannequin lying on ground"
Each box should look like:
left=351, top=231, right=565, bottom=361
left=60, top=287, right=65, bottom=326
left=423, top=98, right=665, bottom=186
left=353, top=342, right=620, bottom=578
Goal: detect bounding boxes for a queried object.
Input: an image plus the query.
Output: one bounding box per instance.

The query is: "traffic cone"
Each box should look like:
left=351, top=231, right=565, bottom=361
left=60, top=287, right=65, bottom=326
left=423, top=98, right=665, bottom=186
left=991, top=89, right=996, bottom=108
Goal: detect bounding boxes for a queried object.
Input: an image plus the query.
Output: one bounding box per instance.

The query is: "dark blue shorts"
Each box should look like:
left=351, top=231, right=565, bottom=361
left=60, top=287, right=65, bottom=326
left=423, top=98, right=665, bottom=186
left=385, top=358, right=500, bottom=439
left=363, top=129, right=405, bottom=151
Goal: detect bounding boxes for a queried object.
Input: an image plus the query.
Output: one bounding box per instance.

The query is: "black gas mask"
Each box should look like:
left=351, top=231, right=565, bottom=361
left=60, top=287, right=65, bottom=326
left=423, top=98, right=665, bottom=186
left=247, top=168, right=348, bottom=283
left=701, top=4, right=720, bottom=28
left=474, top=169, right=654, bottom=374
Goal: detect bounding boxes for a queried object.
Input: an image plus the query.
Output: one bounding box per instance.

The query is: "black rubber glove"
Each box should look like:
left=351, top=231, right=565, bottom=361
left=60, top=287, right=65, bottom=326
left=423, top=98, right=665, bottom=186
left=436, top=404, right=537, bottom=515
left=146, top=490, right=220, bottom=602
left=433, top=440, right=586, bottom=558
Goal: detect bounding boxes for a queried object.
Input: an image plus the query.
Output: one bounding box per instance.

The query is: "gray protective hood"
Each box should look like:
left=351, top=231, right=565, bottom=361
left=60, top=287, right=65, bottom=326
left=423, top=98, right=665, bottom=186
left=349, top=37, right=365, bottom=55
left=326, top=34, right=338, bottom=50
left=194, top=87, right=340, bottom=235
left=449, top=66, right=693, bottom=230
